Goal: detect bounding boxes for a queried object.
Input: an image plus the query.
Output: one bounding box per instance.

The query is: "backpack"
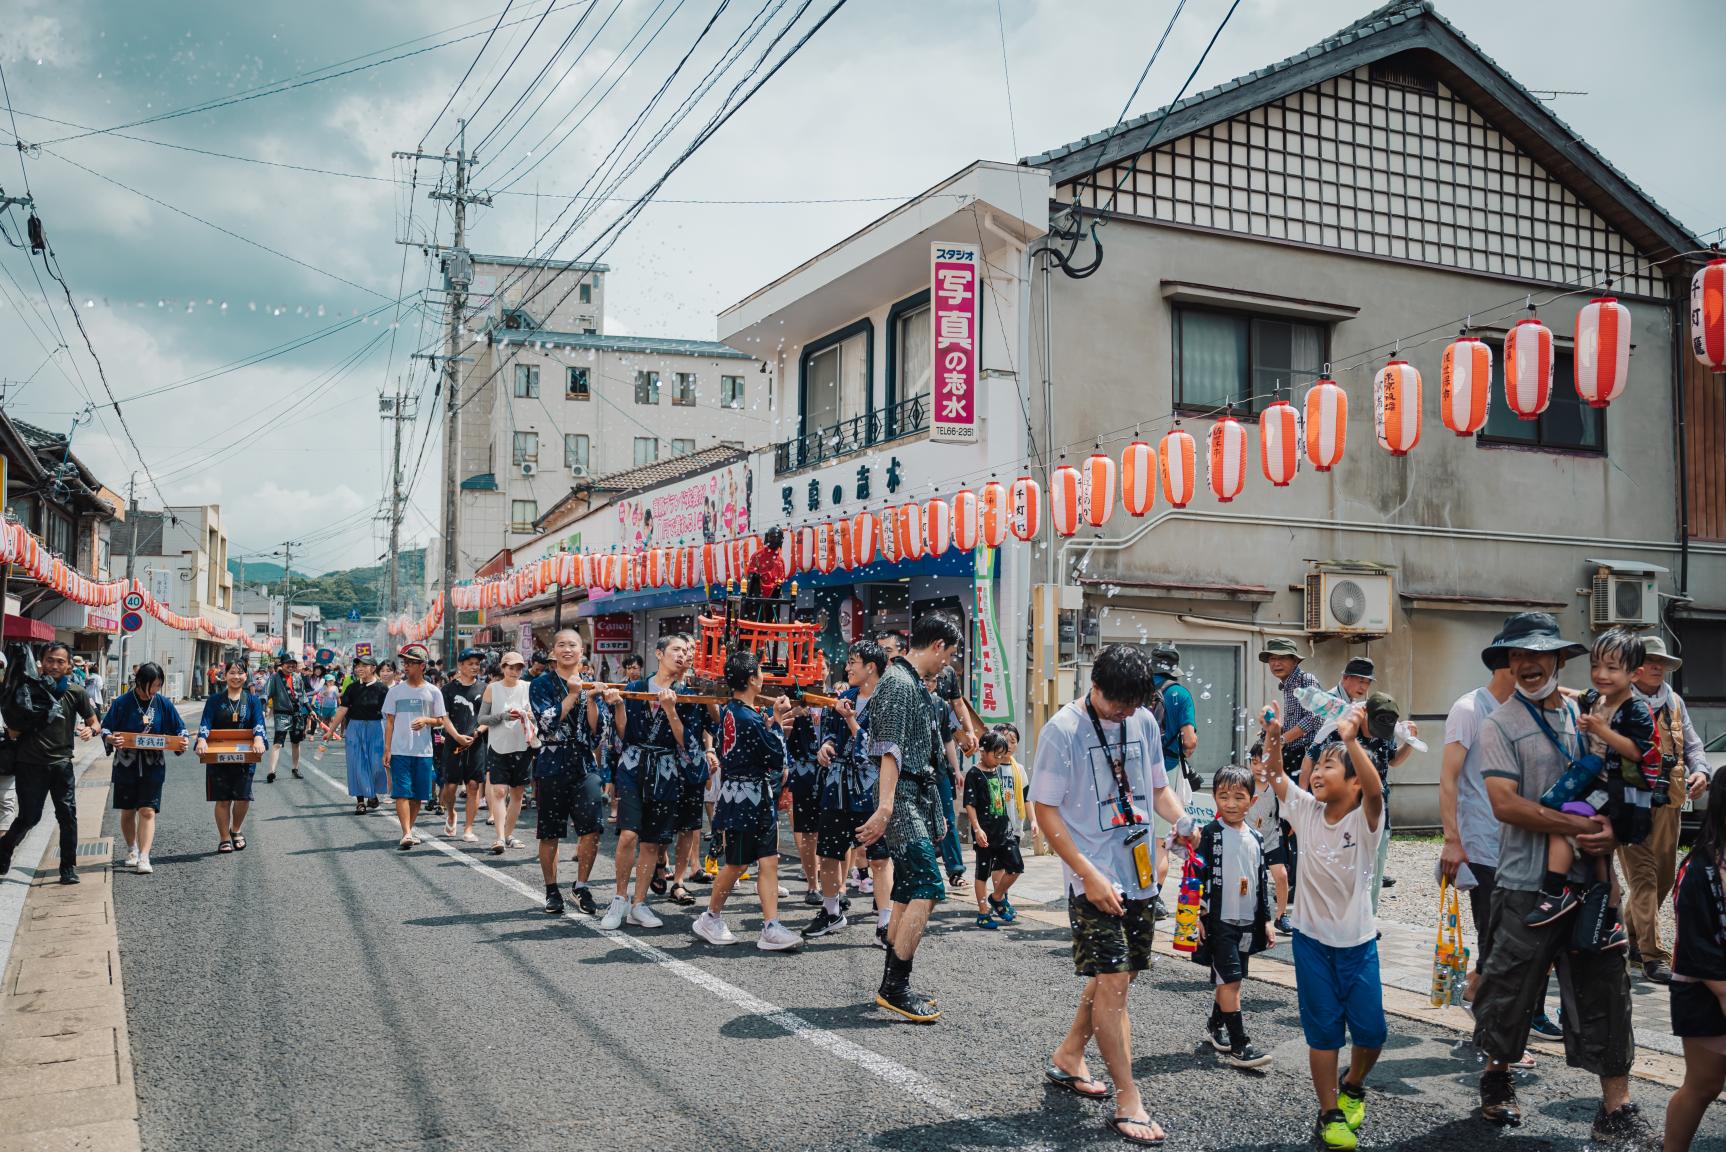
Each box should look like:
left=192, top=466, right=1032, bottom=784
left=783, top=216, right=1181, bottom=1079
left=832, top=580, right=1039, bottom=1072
left=1, top=643, right=60, bottom=735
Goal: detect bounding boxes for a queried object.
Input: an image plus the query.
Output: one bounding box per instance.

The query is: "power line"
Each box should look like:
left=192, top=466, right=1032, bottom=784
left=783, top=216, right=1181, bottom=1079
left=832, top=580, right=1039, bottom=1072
left=420, top=1, right=519, bottom=150
left=470, top=0, right=623, bottom=162
left=459, top=0, right=560, bottom=150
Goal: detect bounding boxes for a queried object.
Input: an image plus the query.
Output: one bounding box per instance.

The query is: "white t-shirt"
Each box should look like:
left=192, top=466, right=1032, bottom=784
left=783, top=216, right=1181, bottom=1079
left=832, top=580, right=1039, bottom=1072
left=1281, top=783, right=1381, bottom=948
left=1220, top=823, right=1262, bottom=926
left=383, top=681, right=445, bottom=758
left=1444, top=686, right=1504, bottom=868
left=1028, top=698, right=1169, bottom=900
left=485, top=680, right=532, bottom=754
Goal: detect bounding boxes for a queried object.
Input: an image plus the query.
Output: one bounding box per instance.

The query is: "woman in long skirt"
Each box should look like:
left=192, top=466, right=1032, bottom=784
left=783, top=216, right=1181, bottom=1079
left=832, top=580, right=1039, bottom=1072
left=331, top=654, right=388, bottom=815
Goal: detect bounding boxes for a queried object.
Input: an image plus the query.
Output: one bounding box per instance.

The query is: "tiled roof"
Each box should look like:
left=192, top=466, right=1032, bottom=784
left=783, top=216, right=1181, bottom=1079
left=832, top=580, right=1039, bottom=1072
left=1023, top=0, right=1700, bottom=254
left=584, top=445, right=748, bottom=496
left=493, top=328, right=754, bottom=360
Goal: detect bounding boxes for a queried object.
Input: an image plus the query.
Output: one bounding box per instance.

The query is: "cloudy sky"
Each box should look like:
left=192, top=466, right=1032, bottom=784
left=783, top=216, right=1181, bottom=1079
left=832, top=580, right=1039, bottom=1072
left=0, top=0, right=1717, bottom=575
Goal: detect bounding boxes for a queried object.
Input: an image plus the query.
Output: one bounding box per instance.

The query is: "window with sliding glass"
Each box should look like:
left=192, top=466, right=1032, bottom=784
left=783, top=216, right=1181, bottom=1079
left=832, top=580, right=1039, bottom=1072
left=1172, top=305, right=1325, bottom=412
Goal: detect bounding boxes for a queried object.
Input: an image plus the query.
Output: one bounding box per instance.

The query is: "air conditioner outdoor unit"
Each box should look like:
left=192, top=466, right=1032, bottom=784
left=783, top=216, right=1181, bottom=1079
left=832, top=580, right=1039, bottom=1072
left=1591, top=572, right=1658, bottom=627
left=1304, top=569, right=1393, bottom=635
left=519, top=462, right=536, bottom=477
left=570, top=465, right=589, bottom=479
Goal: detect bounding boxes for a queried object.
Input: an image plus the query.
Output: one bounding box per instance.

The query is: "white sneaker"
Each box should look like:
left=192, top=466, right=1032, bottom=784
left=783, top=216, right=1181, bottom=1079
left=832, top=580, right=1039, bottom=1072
left=599, top=895, right=629, bottom=930
left=135, top=856, right=153, bottom=875
left=776, top=884, right=790, bottom=899
left=123, top=848, right=139, bottom=869
left=757, top=922, right=800, bottom=951
left=692, top=911, right=737, bottom=946
left=628, top=902, right=663, bottom=929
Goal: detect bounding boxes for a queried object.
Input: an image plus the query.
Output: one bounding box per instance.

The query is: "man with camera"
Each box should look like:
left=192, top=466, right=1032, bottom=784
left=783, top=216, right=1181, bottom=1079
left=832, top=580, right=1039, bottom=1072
left=0, top=643, right=100, bottom=884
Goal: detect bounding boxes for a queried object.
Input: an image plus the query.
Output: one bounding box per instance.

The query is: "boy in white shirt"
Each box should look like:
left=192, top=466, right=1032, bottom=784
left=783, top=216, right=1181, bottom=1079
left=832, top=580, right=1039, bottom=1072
left=1263, top=703, right=1385, bottom=1152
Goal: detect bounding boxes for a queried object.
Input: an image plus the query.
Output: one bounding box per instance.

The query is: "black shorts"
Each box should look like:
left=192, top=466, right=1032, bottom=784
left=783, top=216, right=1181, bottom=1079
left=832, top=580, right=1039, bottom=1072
left=1208, top=920, right=1252, bottom=985
left=816, top=808, right=888, bottom=862
left=443, top=742, right=485, bottom=784
left=206, top=765, right=254, bottom=803
left=791, top=788, right=821, bottom=836
left=536, top=770, right=605, bottom=841
left=489, top=749, right=532, bottom=789
left=112, top=768, right=165, bottom=813
left=1264, top=843, right=1288, bottom=868
left=974, top=838, right=1024, bottom=880
left=721, top=826, right=778, bottom=867
left=616, top=778, right=679, bottom=845
left=271, top=715, right=305, bottom=746
left=675, top=779, right=705, bottom=834
left=1069, top=894, right=1156, bottom=977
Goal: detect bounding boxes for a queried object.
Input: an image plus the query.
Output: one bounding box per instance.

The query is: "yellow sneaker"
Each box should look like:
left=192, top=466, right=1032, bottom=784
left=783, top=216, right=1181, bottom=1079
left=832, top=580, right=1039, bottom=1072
left=1337, top=1082, right=1366, bottom=1131
left=1316, top=1110, right=1357, bottom=1151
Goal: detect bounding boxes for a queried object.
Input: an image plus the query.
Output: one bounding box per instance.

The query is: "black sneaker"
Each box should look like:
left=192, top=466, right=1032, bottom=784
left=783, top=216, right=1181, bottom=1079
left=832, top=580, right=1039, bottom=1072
left=1529, top=1012, right=1564, bottom=1041
left=291, top=768, right=303, bottom=779
left=266, top=771, right=276, bottom=784
left=839, top=895, right=852, bottom=916
left=876, top=985, right=940, bottom=1023
left=1599, top=920, right=1630, bottom=953
left=801, top=909, right=847, bottom=939
left=1225, top=1041, right=1272, bottom=1070
left=1274, top=913, right=1293, bottom=935
left=59, top=868, right=81, bottom=885
left=366, top=796, right=380, bottom=811
left=874, top=925, right=889, bottom=949
left=1642, top=959, right=1674, bottom=984
left=946, top=871, right=965, bottom=889
left=1479, top=1069, right=1521, bottom=1126
left=1589, top=1101, right=1646, bottom=1143
left=1522, top=885, right=1580, bottom=927
left=573, top=886, right=598, bottom=916
left=544, top=888, right=565, bottom=915
left=802, top=889, right=823, bottom=907
left=1207, top=1022, right=1231, bottom=1053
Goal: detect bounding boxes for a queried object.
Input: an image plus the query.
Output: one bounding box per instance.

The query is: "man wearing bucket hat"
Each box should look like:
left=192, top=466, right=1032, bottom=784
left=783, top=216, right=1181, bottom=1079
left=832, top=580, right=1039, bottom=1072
left=1470, top=612, right=1642, bottom=1140
left=1622, top=635, right=1712, bottom=984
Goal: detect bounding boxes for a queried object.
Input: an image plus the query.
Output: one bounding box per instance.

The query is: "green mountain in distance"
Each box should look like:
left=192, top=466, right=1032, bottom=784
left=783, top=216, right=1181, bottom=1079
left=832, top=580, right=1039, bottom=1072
left=228, top=549, right=426, bottom=622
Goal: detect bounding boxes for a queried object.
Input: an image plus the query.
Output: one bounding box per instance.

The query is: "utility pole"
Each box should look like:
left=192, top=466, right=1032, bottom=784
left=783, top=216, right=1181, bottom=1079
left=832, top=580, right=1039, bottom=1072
left=380, top=377, right=417, bottom=617
left=397, top=119, right=489, bottom=662
left=279, top=540, right=299, bottom=658
left=115, top=474, right=139, bottom=679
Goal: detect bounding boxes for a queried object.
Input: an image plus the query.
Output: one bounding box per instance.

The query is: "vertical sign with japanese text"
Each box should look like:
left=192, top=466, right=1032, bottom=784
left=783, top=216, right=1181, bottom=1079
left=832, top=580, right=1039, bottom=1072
left=930, top=242, right=980, bottom=444
left=972, top=546, right=1014, bottom=724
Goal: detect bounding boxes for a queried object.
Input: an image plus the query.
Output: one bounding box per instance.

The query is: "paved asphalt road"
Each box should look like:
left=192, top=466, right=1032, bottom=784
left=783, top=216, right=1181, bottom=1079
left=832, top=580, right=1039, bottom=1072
left=103, top=739, right=1712, bottom=1151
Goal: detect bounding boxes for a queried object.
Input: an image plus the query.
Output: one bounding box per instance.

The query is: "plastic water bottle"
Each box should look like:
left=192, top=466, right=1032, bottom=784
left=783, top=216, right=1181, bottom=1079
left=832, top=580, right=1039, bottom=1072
left=1395, top=720, right=1428, bottom=753
left=314, top=739, right=326, bottom=763
left=1294, top=684, right=1349, bottom=741
left=1172, top=854, right=1204, bottom=954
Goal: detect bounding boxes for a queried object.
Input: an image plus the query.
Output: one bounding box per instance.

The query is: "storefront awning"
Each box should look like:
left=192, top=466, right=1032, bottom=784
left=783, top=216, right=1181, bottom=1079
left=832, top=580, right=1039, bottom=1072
left=797, top=548, right=974, bottom=588
left=3, top=614, right=57, bottom=643
left=576, top=585, right=713, bottom=620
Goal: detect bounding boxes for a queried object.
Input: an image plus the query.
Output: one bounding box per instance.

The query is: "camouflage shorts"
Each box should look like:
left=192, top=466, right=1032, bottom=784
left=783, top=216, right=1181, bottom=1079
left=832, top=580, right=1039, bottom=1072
left=1068, top=894, right=1156, bottom=977
left=889, top=837, right=946, bottom=905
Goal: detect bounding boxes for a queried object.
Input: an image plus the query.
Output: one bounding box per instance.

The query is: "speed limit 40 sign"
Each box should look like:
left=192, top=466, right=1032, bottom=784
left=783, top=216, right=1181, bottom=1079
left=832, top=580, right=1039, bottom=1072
left=122, top=592, right=145, bottom=612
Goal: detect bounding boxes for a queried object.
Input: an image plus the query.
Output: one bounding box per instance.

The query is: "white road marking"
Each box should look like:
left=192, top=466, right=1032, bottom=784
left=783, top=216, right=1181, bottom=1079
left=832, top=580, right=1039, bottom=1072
left=304, top=764, right=975, bottom=1121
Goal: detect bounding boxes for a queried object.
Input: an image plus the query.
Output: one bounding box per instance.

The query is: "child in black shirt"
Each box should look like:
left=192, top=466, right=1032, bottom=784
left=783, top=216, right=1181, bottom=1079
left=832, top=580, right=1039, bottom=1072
left=1192, top=763, right=1276, bottom=1070
left=962, top=732, right=1023, bottom=929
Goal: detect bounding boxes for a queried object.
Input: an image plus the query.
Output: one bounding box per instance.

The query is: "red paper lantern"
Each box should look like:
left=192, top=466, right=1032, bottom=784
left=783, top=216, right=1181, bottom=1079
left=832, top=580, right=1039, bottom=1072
left=981, top=479, right=1010, bottom=549
left=702, top=542, right=728, bottom=587
left=1207, top=415, right=1248, bottom=503
left=1304, top=379, right=1348, bottom=471
left=851, top=510, right=879, bottom=568
left=952, top=490, right=979, bottom=552
left=1083, top=451, right=1115, bottom=528
left=897, top=502, right=925, bottom=561
left=1440, top=337, right=1492, bottom=436
left=880, top=507, right=903, bottom=565
left=1259, top=399, right=1300, bottom=487
left=814, top=523, right=838, bottom=575
left=924, top=498, right=951, bottom=557
left=1050, top=461, right=1081, bottom=538
left=1009, top=476, right=1041, bottom=542
left=1504, top=316, right=1553, bottom=420
left=1693, top=258, right=1726, bottom=373
left=1373, top=360, right=1422, bottom=456
left=1574, top=296, right=1631, bottom=408
left=1121, top=440, right=1155, bottom=517
left=1158, top=429, right=1196, bottom=508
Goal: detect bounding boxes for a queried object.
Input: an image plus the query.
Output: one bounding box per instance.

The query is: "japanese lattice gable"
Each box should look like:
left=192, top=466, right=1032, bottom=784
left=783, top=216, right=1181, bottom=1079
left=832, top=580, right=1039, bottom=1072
left=1055, top=63, right=1665, bottom=297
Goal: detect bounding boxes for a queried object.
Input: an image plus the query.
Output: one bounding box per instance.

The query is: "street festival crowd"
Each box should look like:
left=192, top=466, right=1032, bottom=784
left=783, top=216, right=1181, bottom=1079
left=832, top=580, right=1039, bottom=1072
left=0, top=556, right=1719, bottom=1147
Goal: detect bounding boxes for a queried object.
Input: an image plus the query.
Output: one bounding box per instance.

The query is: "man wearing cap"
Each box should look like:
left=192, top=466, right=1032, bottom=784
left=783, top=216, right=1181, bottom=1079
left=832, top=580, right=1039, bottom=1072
left=1336, top=657, right=1375, bottom=704
left=1149, top=645, right=1196, bottom=920
left=263, top=652, right=312, bottom=783
left=1261, top=637, right=1322, bottom=892
left=1622, top=635, right=1711, bottom=984
left=1470, top=613, right=1640, bottom=1140
left=382, top=644, right=473, bottom=851
left=436, top=648, right=489, bottom=841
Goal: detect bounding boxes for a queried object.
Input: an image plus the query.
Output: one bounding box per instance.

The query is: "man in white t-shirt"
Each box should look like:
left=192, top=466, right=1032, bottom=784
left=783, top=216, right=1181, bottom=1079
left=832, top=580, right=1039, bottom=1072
left=1031, top=645, right=1192, bottom=1148
left=382, top=644, right=470, bottom=851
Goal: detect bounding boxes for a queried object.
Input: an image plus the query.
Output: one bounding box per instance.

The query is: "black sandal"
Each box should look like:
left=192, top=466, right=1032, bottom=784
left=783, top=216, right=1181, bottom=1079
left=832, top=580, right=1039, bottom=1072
left=669, top=883, right=694, bottom=906
left=231, top=834, right=247, bottom=851
left=1045, top=1062, right=1111, bottom=1099
left=650, top=869, right=668, bottom=896
left=1105, top=1115, right=1165, bottom=1147
left=217, top=841, right=234, bottom=854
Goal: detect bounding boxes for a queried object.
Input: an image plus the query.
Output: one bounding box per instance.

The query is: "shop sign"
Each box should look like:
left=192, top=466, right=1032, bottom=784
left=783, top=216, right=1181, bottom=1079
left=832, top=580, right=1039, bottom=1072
left=616, top=462, right=751, bottom=553
left=930, top=241, right=980, bottom=444
left=972, top=546, right=1014, bottom=723
left=592, top=614, right=634, bottom=653
left=517, top=623, right=535, bottom=655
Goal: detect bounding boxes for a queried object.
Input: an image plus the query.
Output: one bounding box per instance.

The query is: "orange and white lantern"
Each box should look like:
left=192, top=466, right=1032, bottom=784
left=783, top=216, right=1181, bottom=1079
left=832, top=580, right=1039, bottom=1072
left=1158, top=428, right=1196, bottom=508
left=1121, top=440, right=1156, bottom=517
left=952, top=490, right=979, bottom=553
left=1504, top=316, right=1553, bottom=420
left=1050, top=461, right=1082, bottom=538
left=1207, top=415, right=1248, bottom=503
left=1574, top=296, right=1631, bottom=408
left=702, top=542, right=728, bottom=587
left=1304, top=378, right=1348, bottom=471
left=1009, top=476, right=1041, bottom=542
left=793, top=526, right=815, bottom=574
left=897, top=502, right=925, bottom=562
left=1693, top=258, right=1726, bottom=373
left=851, top=510, right=879, bottom=568
left=981, top=479, right=1010, bottom=549
left=1083, top=451, right=1116, bottom=528
left=1440, top=337, right=1492, bottom=436
left=924, top=498, right=951, bottom=557
left=1373, top=360, right=1422, bottom=456
left=1259, top=399, right=1301, bottom=487
left=814, top=523, right=839, bottom=575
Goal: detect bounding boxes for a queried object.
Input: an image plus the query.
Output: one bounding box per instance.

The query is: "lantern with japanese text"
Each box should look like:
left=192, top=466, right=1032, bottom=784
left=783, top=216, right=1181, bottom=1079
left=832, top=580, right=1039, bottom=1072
left=1259, top=399, right=1301, bottom=487
left=1158, top=428, right=1196, bottom=508
left=897, top=501, right=926, bottom=561
left=1440, top=336, right=1492, bottom=436
left=1207, top=414, right=1248, bottom=503
left=814, top=522, right=839, bottom=575
left=952, top=490, right=979, bottom=552
left=677, top=546, right=697, bottom=588
left=1083, top=451, right=1116, bottom=528
left=1504, top=315, right=1553, bottom=419
left=1049, top=461, right=1081, bottom=538
left=1694, top=258, right=1726, bottom=373
left=981, top=479, right=1010, bottom=548
left=1121, top=439, right=1156, bottom=517
left=1574, top=296, right=1631, bottom=408
left=924, top=497, right=951, bottom=557
left=1373, top=360, right=1422, bottom=456
left=1009, top=476, right=1041, bottom=542
left=880, top=506, right=903, bottom=565
left=1304, top=378, right=1348, bottom=471
left=851, top=510, right=879, bottom=568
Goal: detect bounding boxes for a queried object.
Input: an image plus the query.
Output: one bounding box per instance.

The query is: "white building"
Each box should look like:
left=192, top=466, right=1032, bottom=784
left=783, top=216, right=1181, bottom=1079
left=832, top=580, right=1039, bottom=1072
left=109, top=505, right=238, bottom=698
left=233, top=588, right=320, bottom=664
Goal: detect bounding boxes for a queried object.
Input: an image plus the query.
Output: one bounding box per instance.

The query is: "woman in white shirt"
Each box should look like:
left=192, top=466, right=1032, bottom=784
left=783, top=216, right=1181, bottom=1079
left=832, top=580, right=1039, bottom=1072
left=476, top=651, right=534, bottom=854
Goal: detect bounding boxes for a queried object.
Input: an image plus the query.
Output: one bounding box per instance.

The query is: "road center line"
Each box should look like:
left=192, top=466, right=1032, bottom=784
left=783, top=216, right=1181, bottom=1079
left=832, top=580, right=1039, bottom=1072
left=304, top=764, right=972, bottom=1120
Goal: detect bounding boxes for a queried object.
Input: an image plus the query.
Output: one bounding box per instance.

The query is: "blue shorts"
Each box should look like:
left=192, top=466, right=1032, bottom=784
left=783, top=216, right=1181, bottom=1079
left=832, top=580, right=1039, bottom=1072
left=389, top=755, right=435, bottom=802
left=1291, top=930, right=1387, bottom=1051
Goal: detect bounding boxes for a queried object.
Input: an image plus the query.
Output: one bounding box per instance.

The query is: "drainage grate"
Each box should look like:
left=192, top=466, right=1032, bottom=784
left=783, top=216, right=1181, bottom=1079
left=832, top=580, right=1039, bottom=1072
left=75, top=840, right=112, bottom=858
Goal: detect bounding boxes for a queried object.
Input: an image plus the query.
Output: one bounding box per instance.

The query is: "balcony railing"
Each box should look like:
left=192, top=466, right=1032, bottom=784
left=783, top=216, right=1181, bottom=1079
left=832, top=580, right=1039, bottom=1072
left=774, top=393, right=927, bottom=476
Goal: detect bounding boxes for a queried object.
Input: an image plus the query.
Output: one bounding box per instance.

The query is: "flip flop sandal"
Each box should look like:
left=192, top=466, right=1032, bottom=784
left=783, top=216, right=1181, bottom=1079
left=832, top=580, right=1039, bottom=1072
left=217, top=841, right=235, bottom=854
left=231, top=835, right=247, bottom=851
left=669, top=883, right=695, bottom=906
left=1045, top=1063, right=1111, bottom=1099
left=1105, top=1115, right=1165, bottom=1147
left=650, top=870, right=669, bottom=896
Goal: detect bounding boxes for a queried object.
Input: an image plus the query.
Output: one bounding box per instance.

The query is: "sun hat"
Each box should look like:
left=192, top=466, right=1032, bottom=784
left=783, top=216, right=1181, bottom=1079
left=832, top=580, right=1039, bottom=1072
left=398, top=643, right=430, bottom=664
left=1257, top=637, right=1306, bottom=663
left=1149, top=645, right=1183, bottom=678
left=1639, top=634, right=1682, bottom=669
left=1478, top=612, right=1587, bottom=666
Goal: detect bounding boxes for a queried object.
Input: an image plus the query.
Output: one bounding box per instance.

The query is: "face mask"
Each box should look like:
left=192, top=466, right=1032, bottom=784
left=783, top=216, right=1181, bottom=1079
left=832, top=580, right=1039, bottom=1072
left=1515, top=674, right=1559, bottom=702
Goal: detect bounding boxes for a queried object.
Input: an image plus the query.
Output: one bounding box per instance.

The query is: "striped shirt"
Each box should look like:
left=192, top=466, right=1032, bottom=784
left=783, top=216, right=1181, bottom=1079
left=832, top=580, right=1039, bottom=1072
left=1279, top=667, right=1325, bottom=745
